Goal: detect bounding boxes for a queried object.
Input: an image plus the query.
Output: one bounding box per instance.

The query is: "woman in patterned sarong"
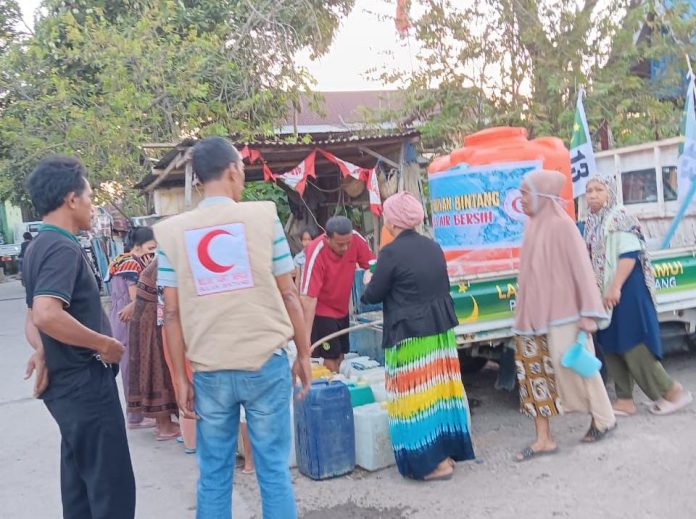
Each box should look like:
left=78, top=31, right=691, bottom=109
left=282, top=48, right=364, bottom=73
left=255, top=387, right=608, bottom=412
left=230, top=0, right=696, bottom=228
left=362, top=192, right=475, bottom=481
left=107, top=227, right=157, bottom=428
left=127, top=260, right=180, bottom=440
left=513, top=169, right=616, bottom=462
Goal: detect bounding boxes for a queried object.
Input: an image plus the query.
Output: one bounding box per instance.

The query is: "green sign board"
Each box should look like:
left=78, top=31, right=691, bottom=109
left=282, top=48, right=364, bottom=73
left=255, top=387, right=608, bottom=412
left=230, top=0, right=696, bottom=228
left=451, top=254, right=696, bottom=325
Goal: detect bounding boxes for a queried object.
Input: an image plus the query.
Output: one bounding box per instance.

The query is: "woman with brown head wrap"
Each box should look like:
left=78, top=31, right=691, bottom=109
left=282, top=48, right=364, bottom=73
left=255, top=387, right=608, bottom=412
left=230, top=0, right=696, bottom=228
left=362, top=191, right=475, bottom=481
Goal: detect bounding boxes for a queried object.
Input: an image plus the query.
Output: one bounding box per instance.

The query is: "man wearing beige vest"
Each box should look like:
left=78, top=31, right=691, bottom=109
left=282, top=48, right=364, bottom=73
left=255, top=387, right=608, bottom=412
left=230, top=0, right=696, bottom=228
left=154, top=137, right=311, bottom=519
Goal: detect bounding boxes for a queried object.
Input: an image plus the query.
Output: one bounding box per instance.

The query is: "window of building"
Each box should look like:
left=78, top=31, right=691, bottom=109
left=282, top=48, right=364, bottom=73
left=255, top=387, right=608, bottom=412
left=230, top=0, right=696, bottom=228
left=621, top=168, right=658, bottom=205
left=662, top=166, right=678, bottom=202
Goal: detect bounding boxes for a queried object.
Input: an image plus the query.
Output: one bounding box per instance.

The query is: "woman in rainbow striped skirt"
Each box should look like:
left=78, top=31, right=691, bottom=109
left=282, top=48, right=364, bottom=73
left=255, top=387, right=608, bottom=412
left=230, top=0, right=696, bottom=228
left=362, top=192, right=475, bottom=481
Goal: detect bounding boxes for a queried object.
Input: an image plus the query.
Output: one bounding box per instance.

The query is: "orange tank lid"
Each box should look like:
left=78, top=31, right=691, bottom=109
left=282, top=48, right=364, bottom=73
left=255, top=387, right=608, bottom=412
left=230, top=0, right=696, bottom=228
left=427, top=154, right=452, bottom=174
left=463, top=126, right=528, bottom=147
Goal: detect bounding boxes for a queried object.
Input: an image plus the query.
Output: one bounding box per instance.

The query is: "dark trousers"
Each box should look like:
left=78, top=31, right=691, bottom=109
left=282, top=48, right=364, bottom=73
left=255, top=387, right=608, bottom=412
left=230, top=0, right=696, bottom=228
left=45, top=364, right=136, bottom=519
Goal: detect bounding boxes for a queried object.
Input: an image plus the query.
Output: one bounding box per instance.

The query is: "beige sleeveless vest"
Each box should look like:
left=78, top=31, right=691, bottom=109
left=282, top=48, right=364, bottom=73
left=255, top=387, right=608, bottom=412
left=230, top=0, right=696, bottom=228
left=154, top=199, right=293, bottom=372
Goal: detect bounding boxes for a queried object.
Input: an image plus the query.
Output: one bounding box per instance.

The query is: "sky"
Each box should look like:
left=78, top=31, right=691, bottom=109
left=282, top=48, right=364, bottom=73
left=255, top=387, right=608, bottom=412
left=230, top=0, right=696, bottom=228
left=17, top=0, right=418, bottom=92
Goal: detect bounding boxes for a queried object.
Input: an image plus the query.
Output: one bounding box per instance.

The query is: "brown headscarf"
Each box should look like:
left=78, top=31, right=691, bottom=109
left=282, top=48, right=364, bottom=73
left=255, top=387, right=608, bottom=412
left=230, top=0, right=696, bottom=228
left=513, top=170, right=607, bottom=335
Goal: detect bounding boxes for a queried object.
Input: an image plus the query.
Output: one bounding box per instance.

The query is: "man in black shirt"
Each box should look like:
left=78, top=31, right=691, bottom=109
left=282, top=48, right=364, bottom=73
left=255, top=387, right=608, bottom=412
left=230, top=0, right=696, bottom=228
left=23, top=156, right=136, bottom=519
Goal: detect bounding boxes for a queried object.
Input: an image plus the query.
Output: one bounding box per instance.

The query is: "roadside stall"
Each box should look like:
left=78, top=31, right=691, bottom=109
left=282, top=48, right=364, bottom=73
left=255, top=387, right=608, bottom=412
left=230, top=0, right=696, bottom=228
left=137, top=130, right=423, bottom=254
left=135, top=130, right=424, bottom=475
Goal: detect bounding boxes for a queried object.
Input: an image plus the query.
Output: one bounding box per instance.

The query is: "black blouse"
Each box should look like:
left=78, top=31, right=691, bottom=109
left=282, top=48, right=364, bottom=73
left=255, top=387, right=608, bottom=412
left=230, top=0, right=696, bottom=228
left=361, top=230, right=458, bottom=347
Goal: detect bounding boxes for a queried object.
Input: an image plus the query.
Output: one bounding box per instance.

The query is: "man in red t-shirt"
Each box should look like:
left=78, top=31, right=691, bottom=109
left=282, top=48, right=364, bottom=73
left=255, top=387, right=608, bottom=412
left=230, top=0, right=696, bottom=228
left=301, top=216, right=375, bottom=372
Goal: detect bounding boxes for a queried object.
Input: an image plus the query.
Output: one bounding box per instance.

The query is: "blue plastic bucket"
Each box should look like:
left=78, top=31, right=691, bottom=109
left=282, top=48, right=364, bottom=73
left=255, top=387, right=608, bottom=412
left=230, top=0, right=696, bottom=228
left=561, top=332, right=602, bottom=378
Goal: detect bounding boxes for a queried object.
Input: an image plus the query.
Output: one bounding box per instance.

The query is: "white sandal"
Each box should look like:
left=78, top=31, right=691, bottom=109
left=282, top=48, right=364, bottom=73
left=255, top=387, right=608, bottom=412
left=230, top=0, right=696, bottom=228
left=650, top=391, right=693, bottom=415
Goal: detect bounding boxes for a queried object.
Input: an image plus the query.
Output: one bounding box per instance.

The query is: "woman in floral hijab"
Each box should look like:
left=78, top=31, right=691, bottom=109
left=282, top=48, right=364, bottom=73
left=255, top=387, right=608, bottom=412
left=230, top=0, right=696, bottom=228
left=584, top=175, right=692, bottom=416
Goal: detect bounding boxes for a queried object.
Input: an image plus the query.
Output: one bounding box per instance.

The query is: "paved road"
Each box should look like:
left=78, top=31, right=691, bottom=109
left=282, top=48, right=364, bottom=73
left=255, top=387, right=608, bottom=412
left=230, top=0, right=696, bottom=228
left=0, top=280, right=252, bottom=519
left=2, top=278, right=696, bottom=518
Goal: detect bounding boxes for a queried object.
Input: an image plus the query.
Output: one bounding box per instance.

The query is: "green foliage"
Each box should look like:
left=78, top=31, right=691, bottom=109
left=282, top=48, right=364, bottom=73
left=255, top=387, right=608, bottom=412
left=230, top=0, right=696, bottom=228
left=0, top=0, right=354, bottom=214
left=376, top=0, right=696, bottom=151
left=0, top=0, right=21, bottom=54
left=241, top=182, right=291, bottom=224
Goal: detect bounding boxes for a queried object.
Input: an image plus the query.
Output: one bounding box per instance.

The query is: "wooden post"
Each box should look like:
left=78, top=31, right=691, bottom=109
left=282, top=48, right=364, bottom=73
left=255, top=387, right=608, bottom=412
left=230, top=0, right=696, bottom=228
left=371, top=213, right=380, bottom=254
left=184, top=160, right=193, bottom=209
left=398, top=141, right=406, bottom=192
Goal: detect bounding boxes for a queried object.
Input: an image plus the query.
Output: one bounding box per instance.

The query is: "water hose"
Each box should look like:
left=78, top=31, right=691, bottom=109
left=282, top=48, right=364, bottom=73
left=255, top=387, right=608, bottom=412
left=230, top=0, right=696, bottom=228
left=309, top=319, right=384, bottom=354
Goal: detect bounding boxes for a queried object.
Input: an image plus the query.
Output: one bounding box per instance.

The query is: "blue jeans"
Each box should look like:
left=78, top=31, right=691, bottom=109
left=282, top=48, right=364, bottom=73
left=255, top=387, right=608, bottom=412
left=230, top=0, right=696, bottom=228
left=193, top=352, right=296, bottom=519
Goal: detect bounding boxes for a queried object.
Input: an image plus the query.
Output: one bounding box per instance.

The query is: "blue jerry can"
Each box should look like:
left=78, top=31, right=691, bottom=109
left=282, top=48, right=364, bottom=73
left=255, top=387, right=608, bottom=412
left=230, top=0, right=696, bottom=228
left=294, top=380, right=355, bottom=480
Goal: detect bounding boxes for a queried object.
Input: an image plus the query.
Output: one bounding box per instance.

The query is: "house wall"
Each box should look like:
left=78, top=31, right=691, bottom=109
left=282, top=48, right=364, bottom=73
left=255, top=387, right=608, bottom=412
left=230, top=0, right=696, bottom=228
left=153, top=186, right=204, bottom=216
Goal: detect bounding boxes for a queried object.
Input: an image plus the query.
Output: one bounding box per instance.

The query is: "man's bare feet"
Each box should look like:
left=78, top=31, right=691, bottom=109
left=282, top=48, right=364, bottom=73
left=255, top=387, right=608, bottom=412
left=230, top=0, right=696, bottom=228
left=424, top=459, right=454, bottom=481
left=612, top=398, right=636, bottom=416
left=324, top=358, right=340, bottom=373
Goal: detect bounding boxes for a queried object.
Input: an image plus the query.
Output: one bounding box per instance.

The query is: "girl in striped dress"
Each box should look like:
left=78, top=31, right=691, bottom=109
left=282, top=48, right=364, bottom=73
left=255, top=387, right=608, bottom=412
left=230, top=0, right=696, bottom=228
left=362, top=192, right=475, bottom=481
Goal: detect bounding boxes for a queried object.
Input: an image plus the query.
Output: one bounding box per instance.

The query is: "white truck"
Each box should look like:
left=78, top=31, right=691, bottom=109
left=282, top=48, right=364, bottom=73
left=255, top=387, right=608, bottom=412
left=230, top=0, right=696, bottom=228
left=449, top=137, right=696, bottom=388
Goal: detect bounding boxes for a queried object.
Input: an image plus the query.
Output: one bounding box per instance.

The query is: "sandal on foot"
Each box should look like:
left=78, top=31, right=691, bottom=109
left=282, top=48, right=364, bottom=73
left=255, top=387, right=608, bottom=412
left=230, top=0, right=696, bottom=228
left=241, top=468, right=255, bottom=475
left=650, top=392, right=693, bottom=416
left=156, top=430, right=181, bottom=441
left=612, top=408, right=635, bottom=417
left=582, top=422, right=617, bottom=443
left=128, top=418, right=156, bottom=430
left=514, top=446, right=557, bottom=462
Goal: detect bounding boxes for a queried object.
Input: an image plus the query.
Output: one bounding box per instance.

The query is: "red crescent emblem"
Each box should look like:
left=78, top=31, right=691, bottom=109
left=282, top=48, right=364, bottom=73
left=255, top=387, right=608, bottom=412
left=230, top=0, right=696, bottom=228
left=197, top=229, right=234, bottom=273
left=512, top=196, right=524, bottom=214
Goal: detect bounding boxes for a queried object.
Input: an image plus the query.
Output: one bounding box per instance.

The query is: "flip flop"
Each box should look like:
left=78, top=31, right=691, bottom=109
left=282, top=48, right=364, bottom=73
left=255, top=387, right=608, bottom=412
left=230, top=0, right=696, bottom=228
left=514, top=446, right=558, bottom=462
left=612, top=408, right=634, bottom=417
left=241, top=468, right=255, bottom=475
left=650, top=391, right=693, bottom=416
left=582, top=422, right=617, bottom=443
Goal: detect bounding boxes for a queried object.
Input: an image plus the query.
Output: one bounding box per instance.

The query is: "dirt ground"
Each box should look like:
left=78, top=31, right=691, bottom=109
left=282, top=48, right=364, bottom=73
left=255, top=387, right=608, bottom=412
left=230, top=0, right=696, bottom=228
left=3, top=278, right=696, bottom=519
left=238, top=354, right=696, bottom=519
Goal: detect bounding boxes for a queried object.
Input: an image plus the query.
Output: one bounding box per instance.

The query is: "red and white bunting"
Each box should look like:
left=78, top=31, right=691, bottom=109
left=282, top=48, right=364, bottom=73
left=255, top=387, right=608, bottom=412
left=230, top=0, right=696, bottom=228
left=276, top=151, right=316, bottom=196
left=395, top=0, right=410, bottom=36
left=319, top=149, right=371, bottom=181
left=367, top=168, right=382, bottom=216
left=262, top=163, right=275, bottom=182
left=239, top=146, right=261, bottom=163
left=240, top=146, right=274, bottom=181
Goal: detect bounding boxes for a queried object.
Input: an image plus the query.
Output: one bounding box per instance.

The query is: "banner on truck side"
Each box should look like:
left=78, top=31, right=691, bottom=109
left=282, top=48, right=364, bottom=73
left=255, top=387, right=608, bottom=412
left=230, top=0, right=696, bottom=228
left=428, top=160, right=541, bottom=251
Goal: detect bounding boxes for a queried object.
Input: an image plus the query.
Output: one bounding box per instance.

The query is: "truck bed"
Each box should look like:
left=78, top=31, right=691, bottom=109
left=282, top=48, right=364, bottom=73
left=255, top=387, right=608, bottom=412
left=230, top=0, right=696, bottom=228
left=450, top=246, right=696, bottom=345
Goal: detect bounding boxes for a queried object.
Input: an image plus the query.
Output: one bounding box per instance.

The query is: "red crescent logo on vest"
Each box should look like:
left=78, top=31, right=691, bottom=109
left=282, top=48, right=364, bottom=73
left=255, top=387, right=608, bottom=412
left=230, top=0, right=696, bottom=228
left=197, top=229, right=234, bottom=273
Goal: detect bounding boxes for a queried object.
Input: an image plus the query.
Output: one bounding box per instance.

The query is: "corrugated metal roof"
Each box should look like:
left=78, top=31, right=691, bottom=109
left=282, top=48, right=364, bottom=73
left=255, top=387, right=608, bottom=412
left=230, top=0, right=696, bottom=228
left=149, top=129, right=420, bottom=170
